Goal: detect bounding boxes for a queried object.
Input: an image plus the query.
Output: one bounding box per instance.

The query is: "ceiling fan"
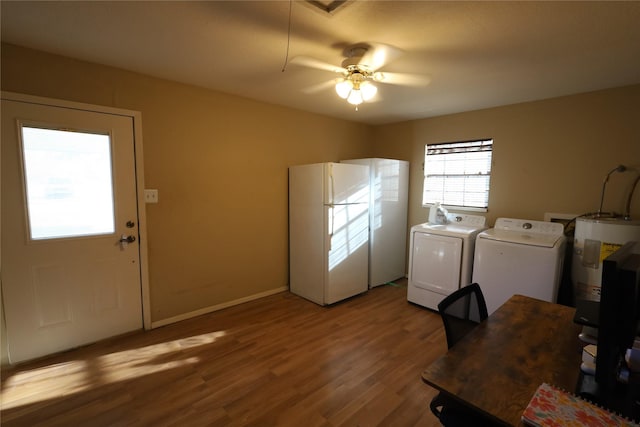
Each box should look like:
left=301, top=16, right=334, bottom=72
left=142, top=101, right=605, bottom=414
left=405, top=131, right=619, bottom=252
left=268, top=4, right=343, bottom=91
left=291, top=43, right=430, bottom=109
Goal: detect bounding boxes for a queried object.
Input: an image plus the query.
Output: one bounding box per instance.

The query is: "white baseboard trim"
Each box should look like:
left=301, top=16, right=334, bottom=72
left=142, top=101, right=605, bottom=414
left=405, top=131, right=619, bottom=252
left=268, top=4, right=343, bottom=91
left=150, top=286, right=289, bottom=329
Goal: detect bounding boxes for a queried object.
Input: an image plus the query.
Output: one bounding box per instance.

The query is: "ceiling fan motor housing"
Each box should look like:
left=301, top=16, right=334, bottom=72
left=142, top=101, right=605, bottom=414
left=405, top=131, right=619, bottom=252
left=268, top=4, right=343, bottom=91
left=341, top=46, right=369, bottom=68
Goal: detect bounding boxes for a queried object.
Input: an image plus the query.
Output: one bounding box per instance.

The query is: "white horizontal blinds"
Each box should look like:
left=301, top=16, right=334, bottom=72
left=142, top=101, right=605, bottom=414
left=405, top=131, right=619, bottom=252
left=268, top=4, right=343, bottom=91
left=423, top=139, right=493, bottom=209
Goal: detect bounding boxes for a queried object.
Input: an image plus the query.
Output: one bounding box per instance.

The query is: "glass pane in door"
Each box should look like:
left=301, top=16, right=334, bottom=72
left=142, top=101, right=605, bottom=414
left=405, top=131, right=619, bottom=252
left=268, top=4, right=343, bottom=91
left=20, top=126, right=115, bottom=240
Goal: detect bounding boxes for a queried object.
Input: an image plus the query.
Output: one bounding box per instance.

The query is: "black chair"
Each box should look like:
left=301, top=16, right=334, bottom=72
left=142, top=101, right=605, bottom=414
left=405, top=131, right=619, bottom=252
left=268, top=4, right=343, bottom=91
left=438, top=282, right=488, bottom=350
left=430, top=283, right=496, bottom=426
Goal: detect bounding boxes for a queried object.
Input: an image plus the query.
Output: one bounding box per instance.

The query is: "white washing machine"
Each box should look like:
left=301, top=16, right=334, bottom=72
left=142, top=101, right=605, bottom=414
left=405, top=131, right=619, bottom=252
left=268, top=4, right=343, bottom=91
left=407, top=214, right=487, bottom=310
left=472, top=218, right=566, bottom=315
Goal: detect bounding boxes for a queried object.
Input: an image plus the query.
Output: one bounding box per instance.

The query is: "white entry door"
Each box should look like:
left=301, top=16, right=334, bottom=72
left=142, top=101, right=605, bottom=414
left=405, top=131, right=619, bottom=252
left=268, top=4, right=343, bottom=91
left=2, top=97, right=144, bottom=363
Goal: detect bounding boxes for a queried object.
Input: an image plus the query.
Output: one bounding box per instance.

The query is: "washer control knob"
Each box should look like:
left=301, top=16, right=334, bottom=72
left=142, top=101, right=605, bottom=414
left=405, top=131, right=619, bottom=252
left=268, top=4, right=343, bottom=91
left=523, top=222, right=532, bottom=229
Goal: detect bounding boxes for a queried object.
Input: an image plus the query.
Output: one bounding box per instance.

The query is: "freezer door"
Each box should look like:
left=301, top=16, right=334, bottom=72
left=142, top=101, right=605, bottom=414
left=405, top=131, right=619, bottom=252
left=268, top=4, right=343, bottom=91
left=369, top=159, right=409, bottom=286
left=324, top=162, right=369, bottom=205
left=341, top=158, right=410, bottom=287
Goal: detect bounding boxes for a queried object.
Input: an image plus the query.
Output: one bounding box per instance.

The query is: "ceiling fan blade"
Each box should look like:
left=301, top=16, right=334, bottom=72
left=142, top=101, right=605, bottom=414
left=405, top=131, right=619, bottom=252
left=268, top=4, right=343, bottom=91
left=373, top=72, right=431, bottom=87
left=290, top=56, right=346, bottom=74
left=302, top=79, right=339, bottom=94
left=359, top=43, right=404, bottom=71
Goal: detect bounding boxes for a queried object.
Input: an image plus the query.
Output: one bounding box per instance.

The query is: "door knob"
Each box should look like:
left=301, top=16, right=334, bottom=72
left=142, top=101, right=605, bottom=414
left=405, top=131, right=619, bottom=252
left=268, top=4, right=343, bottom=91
left=119, top=234, right=136, bottom=249
left=119, top=235, right=136, bottom=243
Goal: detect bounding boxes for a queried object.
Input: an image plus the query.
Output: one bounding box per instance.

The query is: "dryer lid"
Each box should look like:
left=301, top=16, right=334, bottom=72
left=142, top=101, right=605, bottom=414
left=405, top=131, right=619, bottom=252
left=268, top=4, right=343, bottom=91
left=411, top=222, right=486, bottom=238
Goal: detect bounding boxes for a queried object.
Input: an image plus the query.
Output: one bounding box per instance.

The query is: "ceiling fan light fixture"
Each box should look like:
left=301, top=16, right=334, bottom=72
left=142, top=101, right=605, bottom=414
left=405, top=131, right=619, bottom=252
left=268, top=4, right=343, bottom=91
left=336, top=70, right=377, bottom=107
left=347, top=89, right=364, bottom=105
left=335, top=79, right=353, bottom=99
left=360, top=81, right=377, bottom=100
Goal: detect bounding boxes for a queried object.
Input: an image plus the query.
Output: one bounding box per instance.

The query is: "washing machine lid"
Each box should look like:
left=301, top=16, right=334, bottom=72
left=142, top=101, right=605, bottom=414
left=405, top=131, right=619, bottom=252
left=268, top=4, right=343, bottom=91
left=478, top=229, right=562, bottom=248
left=478, top=218, right=565, bottom=248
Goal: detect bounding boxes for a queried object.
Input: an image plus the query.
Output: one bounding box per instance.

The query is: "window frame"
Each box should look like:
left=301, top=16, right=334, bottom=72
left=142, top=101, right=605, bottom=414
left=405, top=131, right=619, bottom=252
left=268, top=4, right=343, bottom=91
left=422, top=139, right=493, bottom=212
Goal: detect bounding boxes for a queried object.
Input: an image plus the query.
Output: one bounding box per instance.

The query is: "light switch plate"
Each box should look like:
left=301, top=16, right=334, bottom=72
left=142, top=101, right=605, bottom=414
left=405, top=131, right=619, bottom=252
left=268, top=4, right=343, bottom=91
left=144, top=189, right=159, bottom=204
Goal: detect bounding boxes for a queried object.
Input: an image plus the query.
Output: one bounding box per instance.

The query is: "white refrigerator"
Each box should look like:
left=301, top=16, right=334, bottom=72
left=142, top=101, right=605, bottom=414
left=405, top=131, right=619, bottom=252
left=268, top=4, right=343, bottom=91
left=342, top=158, right=409, bottom=287
left=289, top=162, right=370, bottom=305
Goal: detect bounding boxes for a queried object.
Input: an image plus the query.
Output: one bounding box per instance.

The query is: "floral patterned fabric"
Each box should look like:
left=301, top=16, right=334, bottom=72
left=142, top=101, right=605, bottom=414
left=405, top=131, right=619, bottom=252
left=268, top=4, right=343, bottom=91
left=522, top=383, right=638, bottom=427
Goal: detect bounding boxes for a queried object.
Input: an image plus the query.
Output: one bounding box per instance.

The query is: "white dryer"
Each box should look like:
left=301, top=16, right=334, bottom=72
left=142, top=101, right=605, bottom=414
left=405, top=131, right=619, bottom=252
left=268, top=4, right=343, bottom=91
left=407, top=214, right=487, bottom=310
left=472, top=218, right=566, bottom=315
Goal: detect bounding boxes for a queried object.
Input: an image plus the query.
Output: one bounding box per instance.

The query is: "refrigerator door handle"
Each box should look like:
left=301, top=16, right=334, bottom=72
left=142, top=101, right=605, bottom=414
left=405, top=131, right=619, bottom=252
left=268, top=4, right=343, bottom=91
left=329, top=164, right=335, bottom=205
left=328, top=204, right=334, bottom=251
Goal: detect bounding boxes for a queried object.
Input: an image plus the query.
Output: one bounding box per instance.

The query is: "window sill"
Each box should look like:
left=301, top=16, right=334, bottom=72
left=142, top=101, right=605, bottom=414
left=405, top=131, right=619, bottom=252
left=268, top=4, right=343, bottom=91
left=422, top=204, right=488, bottom=213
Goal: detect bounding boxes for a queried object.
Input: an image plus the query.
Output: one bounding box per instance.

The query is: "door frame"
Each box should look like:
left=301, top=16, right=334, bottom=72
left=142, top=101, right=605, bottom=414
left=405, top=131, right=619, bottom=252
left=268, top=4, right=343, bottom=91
left=1, top=91, right=152, bottom=331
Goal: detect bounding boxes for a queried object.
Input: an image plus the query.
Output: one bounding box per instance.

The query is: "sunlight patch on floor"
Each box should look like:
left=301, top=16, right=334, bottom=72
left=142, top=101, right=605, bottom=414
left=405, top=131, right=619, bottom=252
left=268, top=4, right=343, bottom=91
left=1, top=331, right=226, bottom=410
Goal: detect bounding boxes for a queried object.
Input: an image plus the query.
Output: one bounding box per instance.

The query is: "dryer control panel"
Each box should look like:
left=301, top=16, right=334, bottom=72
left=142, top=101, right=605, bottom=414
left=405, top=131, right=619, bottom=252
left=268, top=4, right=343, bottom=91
left=446, top=213, right=487, bottom=227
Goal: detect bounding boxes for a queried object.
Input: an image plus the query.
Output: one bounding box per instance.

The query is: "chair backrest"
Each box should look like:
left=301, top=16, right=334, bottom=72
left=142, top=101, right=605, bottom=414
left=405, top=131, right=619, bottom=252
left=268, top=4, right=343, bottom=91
left=437, top=283, right=489, bottom=349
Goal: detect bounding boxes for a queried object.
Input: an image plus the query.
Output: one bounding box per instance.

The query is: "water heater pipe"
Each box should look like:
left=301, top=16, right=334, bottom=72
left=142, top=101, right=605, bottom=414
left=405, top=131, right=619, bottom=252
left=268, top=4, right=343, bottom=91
left=624, top=173, right=640, bottom=220
left=598, top=164, right=627, bottom=217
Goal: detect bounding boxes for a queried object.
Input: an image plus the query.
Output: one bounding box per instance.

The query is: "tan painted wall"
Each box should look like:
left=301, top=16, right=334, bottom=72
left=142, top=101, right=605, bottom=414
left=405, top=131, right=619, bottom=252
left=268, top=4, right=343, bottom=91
left=0, top=44, right=373, bottom=364
left=372, top=86, right=640, bottom=229
left=2, top=42, right=639, bottom=366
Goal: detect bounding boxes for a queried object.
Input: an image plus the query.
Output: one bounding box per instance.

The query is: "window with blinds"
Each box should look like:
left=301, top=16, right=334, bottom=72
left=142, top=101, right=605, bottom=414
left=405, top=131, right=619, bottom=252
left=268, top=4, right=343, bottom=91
left=422, top=139, right=493, bottom=210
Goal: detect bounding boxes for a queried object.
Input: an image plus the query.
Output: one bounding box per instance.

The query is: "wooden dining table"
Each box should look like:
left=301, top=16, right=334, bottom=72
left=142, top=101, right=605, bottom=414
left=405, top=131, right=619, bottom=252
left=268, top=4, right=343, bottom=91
left=422, top=294, right=583, bottom=426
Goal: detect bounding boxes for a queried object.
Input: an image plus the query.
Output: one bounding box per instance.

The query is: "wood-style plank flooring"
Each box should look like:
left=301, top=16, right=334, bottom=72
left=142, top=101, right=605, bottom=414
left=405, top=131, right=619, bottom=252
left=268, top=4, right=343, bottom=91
left=1, top=280, right=446, bottom=426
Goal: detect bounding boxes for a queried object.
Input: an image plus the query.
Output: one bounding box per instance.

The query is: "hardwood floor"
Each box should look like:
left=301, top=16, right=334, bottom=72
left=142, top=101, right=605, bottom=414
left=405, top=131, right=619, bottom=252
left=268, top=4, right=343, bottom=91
left=1, top=280, right=446, bottom=426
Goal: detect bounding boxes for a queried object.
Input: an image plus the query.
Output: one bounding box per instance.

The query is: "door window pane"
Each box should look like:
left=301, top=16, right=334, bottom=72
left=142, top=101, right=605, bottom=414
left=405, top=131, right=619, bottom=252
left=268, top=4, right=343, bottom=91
left=21, top=126, right=115, bottom=240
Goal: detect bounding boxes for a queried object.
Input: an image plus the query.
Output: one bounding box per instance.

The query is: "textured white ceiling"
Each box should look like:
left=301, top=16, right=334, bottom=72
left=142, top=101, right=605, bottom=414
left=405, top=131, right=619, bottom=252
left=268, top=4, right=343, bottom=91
left=2, top=1, right=640, bottom=124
